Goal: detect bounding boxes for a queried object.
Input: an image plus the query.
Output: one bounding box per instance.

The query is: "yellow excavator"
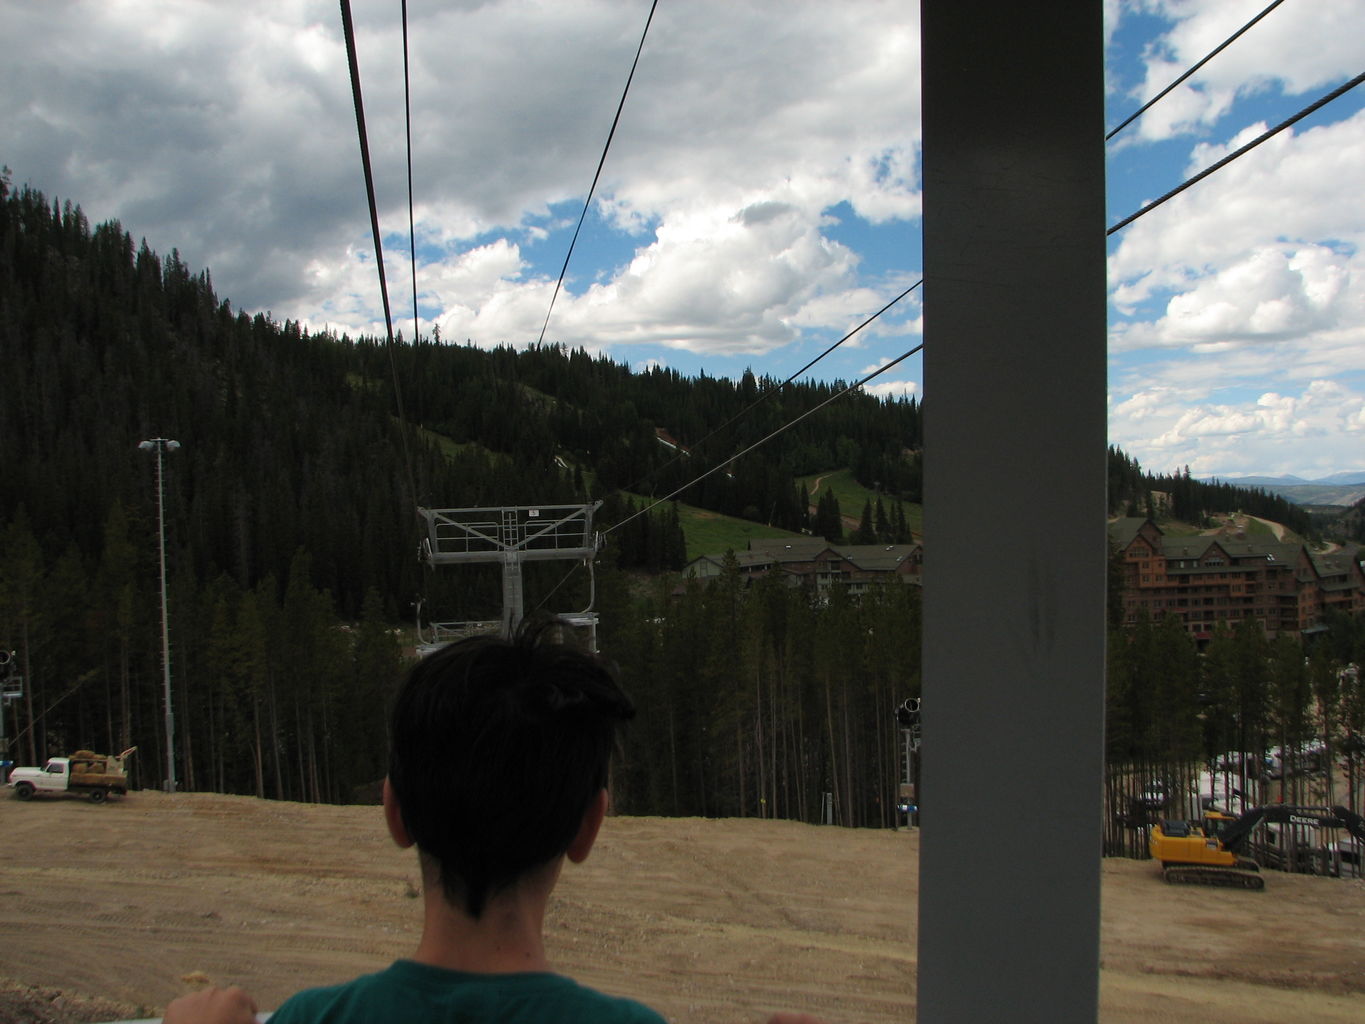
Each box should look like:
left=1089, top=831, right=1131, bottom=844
left=1149, top=804, right=1365, bottom=890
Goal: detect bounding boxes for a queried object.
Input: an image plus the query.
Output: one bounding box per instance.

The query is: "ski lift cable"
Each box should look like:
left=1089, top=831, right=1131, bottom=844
left=536, top=0, right=660, bottom=348
left=1106, top=0, right=1286, bottom=142
left=339, top=0, right=422, bottom=514
left=1108, top=70, right=1365, bottom=235
left=402, top=0, right=420, bottom=350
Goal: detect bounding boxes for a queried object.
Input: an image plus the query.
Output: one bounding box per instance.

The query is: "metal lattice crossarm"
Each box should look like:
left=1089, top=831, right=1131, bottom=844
left=416, top=502, right=604, bottom=645
left=418, top=503, right=602, bottom=565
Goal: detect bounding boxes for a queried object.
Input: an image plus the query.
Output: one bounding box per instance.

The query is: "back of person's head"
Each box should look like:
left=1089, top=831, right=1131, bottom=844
left=388, top=615, right=635, bottom=918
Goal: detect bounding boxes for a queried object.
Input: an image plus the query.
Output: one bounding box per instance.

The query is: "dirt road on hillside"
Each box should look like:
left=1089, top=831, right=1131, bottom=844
left=2, top=792, right=1363, bottom=1023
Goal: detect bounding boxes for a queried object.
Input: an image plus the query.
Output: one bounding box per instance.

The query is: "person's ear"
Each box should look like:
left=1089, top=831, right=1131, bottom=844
left=383, top=777, right=415, bottom=849
left=566, top=788, right=609, bottom=864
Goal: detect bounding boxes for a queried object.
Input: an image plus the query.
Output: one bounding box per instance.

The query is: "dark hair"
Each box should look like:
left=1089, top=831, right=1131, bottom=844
left=388, top=616, right=634, bottom=918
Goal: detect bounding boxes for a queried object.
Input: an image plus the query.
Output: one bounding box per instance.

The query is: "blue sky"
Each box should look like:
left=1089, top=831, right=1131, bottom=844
left=3, top=0, right=1363, bottom=479
left=1102, top=2, right=1365, bottom=481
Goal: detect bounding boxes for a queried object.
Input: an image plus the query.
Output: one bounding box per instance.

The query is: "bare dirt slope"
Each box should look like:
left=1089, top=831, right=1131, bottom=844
left=2, top=791, right=1363, bottom=1022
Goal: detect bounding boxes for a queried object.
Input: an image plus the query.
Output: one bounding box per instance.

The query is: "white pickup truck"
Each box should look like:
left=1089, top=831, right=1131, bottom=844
left=6, top=747, right=136, bottom=803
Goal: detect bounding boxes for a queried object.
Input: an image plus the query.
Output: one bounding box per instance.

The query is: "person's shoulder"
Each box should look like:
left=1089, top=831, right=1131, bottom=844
left=604, top=994, right=667, bottom=1023
left=583, top=991, right=666, bottom=1023
left=267, top=966, right=398, bottom=1023
left=271, top=964, right=665, bottom=1024
left=549, top=976, right=666, bottom=1024
left=266, top=981, right=347, bottom=1023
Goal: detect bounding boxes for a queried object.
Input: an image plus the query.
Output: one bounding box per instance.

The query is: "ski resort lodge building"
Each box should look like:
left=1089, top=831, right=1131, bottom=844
left=1109, top=517, right=1365, bottom=641
left=684, top=536, right=922, bottom=596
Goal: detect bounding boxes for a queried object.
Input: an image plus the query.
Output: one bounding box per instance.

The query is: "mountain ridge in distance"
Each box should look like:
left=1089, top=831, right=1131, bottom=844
left=1203, top=472, right=1365, bottom=487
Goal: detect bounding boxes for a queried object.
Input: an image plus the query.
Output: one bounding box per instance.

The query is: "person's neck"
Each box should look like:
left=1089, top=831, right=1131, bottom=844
left=411, top=862, right=559, bottom=974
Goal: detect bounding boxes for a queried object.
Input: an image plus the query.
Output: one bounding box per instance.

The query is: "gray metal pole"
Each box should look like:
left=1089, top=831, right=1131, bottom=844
left=0, top=657, right=9, bottom=761
left=156, top=445, right=175, bottom=793
left=918, top=2, right=1106, bottom=1020
left=141, top=439, right=178, bottom=793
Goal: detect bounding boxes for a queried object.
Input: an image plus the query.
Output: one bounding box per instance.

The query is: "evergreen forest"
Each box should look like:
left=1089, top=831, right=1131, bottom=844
left=4, top=175, right=1365, bottom=838
left=0, top=176, right=922, bottom=809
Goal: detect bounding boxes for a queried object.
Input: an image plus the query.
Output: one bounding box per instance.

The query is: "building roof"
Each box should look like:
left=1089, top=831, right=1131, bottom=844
left=1156, top=535, right=1304, bottom=566
left=837, top=543, right=922, bottom=571
left=746, top=537, right=833, bottom=561
left=683, top=551, right=777, bottom=574
left=1107, top=517, right=1149, bottom=549
left=676, top=537, right=926, bottom=582
left=1108, top=518, right=1331, bottom=576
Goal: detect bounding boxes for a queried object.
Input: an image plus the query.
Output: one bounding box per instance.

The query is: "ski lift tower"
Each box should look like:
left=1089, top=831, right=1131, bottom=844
left=0, top=649, right=20, bottom=762
left=417, top=502, right=603, bottom=650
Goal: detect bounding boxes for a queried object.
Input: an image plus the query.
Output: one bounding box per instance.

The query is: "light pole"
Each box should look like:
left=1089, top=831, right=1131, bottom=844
left=139, top=438, right=180, bottom=793
left=0, top=649, right=18, bottom=765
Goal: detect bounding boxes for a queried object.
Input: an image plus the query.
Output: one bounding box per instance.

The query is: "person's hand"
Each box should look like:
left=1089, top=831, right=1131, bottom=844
left=767, top=1015, right=826, bottom=1024
left=164, top=985, right=259, bottom=1024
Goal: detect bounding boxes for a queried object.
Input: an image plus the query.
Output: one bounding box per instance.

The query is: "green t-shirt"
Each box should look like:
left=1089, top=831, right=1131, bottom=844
left=269, top=959, right=666, bottom=1024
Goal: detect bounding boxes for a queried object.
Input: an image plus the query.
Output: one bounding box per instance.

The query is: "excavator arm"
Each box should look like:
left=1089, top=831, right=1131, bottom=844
left=1219, top=805, right=1365, bottom=854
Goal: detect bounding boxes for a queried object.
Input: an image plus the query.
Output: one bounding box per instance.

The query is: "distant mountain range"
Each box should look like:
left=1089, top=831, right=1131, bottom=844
left=1209, top=472, right=1365, bottom=486
left=1201, top=473, right=1365, bottom=507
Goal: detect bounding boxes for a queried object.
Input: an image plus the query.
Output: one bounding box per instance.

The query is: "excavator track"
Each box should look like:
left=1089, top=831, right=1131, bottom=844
left=1162, top=865, right=1265, bottom=890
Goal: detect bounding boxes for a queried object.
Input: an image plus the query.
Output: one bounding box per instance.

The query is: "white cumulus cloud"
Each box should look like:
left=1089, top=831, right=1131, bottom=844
left=1118, top=0, right=1365, bottom=143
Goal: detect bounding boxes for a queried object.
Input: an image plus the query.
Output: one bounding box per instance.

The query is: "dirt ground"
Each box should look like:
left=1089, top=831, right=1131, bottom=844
left=2, top=791, right=1363, bottom=1023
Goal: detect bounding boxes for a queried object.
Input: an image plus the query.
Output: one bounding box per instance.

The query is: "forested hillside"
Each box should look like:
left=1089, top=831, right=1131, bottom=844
left=1336, top=492, right=1365, bottom=544
left=0, top=177, right=923, bottom=809
left=1107, top=446, right=1316, bottom=538
left=1, top=179, right=459, bottom=798
left=5, top=175, right=1362, bottom=832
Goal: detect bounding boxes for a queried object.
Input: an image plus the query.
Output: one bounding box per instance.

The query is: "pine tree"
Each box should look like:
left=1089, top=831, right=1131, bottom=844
left=349, top=587, right=403, bottom=792
left=1231, top=618, right=1270, bottom=802
left=1308, top=644, right=1340, bottom=805
left=95, top=501, right=140, bottom=754
left=853, top=500, right=876, bottom=544
left=892, top=502, right=911, bottom=543
left=235, top=586, right=272, bottom=798
left=1268, top=633, right=1311, bottom=803
left=815, top=489, right=843, bottom=542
